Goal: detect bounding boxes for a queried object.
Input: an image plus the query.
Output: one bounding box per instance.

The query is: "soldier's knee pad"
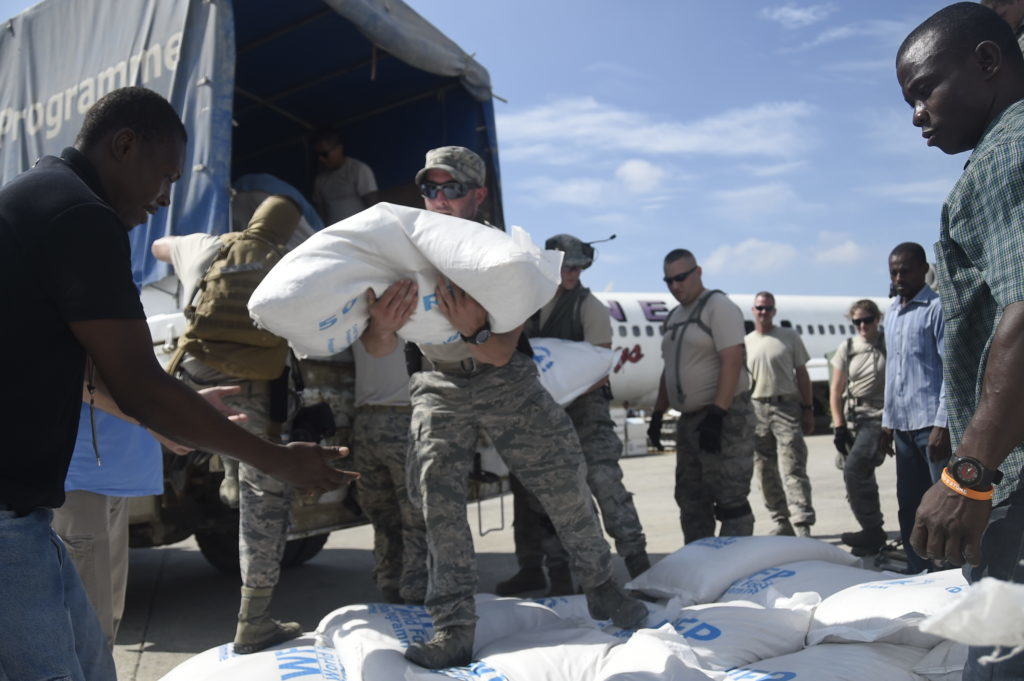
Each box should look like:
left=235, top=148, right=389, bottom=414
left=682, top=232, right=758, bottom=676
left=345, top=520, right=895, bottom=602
left=714, top=501, right=753, bottom=522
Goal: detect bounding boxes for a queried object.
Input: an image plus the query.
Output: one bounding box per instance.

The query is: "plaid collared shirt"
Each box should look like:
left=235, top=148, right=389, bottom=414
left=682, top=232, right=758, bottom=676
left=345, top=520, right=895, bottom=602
left=935, top=98, right=1024, bottom=505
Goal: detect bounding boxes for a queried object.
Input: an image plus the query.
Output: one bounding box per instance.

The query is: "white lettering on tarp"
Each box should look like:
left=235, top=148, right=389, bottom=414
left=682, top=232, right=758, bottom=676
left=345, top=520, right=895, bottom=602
left=0, top=30, right=184, bottom=150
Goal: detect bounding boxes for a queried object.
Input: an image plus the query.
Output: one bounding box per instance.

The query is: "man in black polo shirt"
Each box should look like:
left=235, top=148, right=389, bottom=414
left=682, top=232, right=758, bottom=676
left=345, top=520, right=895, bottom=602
left=0, top=87, right=353, bottom=680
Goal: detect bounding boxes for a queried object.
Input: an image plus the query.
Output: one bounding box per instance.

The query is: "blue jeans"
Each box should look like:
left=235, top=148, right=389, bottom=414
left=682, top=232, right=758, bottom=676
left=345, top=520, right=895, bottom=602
left=894, top=427, right=946, bottom=573
left=963, top=484, right=1024, bottom=680
left=0, top=507, right=114, bottom=681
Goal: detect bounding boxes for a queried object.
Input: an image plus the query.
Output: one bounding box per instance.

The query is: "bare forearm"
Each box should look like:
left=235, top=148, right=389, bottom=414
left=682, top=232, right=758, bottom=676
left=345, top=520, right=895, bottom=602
left=714, top=346, right=743, bottom=411
left=796, top=367, right=812, bottom=406
left=957, top=302, right=1024, bottom=469
left=830, top=369, right=846, bottom=427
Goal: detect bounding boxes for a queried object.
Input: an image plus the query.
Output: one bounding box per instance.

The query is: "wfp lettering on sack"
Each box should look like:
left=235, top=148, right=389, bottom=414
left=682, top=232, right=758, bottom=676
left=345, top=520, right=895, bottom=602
left=159, top=639, right=346, bottom=681
left=717, top=560, right=890, bottom=608
left=530, top=337, right=616, bottom=405
left=249, top=203, right=562, bottom=358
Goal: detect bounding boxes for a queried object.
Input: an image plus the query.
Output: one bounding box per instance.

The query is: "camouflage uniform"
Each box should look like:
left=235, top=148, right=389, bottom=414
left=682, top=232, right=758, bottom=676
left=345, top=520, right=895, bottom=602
left=752, top=398, right=815, bottom=527
left=351, top=406, right=427, bottom=602
left=674, top=395, right=756, bottom=542
left=409, top=352, right=613, bottom=629
left=297, top=359, right=355, bottom=448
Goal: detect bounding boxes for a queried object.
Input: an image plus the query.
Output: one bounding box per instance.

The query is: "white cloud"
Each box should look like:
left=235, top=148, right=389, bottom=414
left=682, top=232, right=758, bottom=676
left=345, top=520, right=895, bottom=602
left=614, top=159, right=666, bottom=193
left=761, top=3, right=835, bottom=29
left=742, top=160, right=807, bottom=177
left=794, top=19, right=911, bottom=51
left=704, top=238, right=799, bottom=274
left=815, top=240, right=865, bottom=264
left=497, top=97, right=815, bottom=161
left=862, top=178, right=955, bottom=205
left=710, top=182, right=818, bottom=221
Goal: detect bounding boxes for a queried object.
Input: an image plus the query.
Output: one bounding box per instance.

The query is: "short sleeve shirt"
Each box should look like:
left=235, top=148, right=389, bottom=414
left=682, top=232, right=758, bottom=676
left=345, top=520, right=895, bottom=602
left=830, top=335, right=886, bottom=417
left=935, top=98, right=1024, bottom=504
left=536, top=289, right=613, bottom=346
left=169, top=232, right=221, bottom=306
left=0, top=148, right=145, bottom=512
left=744, top=327, right=809, bottom=399
left=353, top=339, right=411, bottom=407
left=313, top=157, right=377, bottom=224
left=661, top=291, right=748, bottom=413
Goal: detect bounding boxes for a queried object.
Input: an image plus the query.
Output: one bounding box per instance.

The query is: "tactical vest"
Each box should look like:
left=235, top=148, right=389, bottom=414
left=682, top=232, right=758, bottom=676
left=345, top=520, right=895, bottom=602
left=173, top=231, right=289, bottom=380
left=527, top=285, right=589, bottom=342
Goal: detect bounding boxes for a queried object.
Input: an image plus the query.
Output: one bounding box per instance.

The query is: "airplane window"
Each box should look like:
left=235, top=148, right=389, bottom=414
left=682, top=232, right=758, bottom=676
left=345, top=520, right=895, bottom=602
left=849, top=324, right=855, bottom=334
left=796, top=324, right=803, bottom=334
left=818, top=324, right=825, bottom=334
left=646, top=326, right=654, bottom=337
left=743, top=321, right=755, bottom=333
left=828, top=324, right=836, bottom=335
left=780, top=320, right=792, bottom=328
left=632, top=325, right=641, bottom=337
left=806, top=325, right=814, bottom=335
left=618, top=325, right=627, bottom=337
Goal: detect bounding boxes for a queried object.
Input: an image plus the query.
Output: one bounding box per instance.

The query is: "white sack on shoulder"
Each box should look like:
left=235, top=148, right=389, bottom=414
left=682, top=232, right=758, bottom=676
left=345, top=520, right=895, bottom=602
left=808, top=568, right=968, bottom=648
left=724, top=642, right=928, bottom=681
left=625, top=536, right=857, bottom=604
left=919, top=576, right=1024, bottom=649
left=531, top=337, right=616, bottom=405
left=248, top=203, right=560, bottom=357
left=717, top=560, right=893, bottom=608
left=158, top=637, right=345, bottom=681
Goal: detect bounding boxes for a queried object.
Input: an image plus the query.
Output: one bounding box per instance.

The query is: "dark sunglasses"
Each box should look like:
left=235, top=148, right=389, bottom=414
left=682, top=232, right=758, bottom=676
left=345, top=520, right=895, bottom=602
left=852, top=316, right=877, bottom=326
left=420, top=181, right=472, bottom=200
left=663, top=265, right=699, bottom=285
left=316, top=146, right=339, bottom=159
left=754, top=305, right=774, bottom=312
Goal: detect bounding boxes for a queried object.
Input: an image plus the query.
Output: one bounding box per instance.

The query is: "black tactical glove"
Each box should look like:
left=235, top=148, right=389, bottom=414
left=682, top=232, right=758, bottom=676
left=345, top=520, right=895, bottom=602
left=697, top=405, right=726, bottom=453
left=833, top=425, right=854, bottom=456
left=648, top=411, right=664, bottom=451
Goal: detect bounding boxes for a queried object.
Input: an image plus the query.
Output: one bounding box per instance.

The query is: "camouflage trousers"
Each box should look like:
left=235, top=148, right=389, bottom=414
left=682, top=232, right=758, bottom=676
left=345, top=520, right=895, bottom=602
left=512, top=389, right=647, bottom=570
left=179, top=365, right=292, bottom=590
left=842, top=415, right=884, bottom=530
left=351, top=406, right=427, bottom=601
left=409, top=352, right=612, bottom=628
left=753, top=397, right=815, bottom=527
left=675, top=394, right=756, bottom=543
left=298, top=359, right=355, bottom=448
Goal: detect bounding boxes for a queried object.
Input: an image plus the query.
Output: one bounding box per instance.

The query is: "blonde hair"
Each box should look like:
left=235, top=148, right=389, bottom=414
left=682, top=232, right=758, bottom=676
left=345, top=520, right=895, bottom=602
left=848, top=299, right=882, bottom=321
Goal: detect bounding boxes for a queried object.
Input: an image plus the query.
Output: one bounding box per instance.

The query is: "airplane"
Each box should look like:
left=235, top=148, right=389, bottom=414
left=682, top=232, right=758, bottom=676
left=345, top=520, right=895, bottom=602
left=597, top=292, right=892, bottom=414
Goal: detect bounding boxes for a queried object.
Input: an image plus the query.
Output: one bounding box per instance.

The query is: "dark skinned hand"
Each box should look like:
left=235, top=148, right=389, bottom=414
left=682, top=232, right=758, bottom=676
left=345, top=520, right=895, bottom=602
left=910, top=482, right=991, bottom=567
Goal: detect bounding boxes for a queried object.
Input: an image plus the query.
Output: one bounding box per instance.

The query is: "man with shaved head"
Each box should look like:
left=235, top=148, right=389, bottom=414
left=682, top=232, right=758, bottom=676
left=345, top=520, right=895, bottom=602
left=897, top=3, right=1024, bottom=678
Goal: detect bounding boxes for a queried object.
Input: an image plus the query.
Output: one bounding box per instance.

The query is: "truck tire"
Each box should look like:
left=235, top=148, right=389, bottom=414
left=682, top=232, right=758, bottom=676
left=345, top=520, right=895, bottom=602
left=194, top=530, right=330, bottom=577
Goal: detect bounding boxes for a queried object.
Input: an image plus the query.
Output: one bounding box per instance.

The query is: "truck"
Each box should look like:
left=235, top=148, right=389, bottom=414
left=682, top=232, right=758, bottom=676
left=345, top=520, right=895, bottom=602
left=0, top=0, right=506, bottom=573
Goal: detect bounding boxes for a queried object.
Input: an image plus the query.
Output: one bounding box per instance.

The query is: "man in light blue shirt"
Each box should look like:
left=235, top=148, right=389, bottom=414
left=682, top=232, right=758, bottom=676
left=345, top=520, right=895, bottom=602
left=881, top=242, right=950, bottom=573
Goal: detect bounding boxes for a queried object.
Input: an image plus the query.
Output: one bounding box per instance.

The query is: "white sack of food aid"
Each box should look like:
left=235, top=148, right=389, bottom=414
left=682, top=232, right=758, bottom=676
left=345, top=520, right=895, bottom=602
left=159, top=637, right=345, bottom=681
left=530, top=337, right=616, bottom=405
left=717, top=560, right=893, bottom=608
left=625, top=536, right=857, bottom=604
left=912, top=639, right=969, bottom=681
left=808, top=568, right=968, bottom=648
left=469, top=626, right=619, bottom=681
left=920, top=576, right=1024, bottom=649
left=723, top=642, right=929, bottom=681
left=248, top=203, right=561, bottom=357
left=596, top=625, right=726, bottom=681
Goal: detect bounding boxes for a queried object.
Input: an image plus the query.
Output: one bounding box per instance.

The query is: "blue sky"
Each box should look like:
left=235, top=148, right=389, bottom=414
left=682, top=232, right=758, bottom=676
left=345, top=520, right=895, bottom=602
left=0, top=0, right=968, bottom=296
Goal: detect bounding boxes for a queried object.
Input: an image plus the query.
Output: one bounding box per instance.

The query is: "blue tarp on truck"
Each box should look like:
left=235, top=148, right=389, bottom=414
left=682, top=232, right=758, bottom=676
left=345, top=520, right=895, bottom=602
left=0, top=0, right=503, bottom=286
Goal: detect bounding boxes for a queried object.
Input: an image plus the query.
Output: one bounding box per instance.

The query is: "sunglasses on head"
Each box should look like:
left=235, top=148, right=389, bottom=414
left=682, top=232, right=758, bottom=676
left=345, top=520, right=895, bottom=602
left=754, top=305, right=774, bottom=312
left=420, top=181, right=472, bottom=200
left=663, top=265, right=699, bottom=285
left=853, top=316, right=876, bottom=326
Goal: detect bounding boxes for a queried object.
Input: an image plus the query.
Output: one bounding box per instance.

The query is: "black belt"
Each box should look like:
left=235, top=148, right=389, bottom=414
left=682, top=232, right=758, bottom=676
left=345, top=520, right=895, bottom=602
left=753, top=395, right=794, bottom=404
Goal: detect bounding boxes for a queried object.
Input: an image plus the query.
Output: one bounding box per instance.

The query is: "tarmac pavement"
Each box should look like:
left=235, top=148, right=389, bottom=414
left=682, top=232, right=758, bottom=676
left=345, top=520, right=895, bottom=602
left=113, top=433, right=903, bottom=680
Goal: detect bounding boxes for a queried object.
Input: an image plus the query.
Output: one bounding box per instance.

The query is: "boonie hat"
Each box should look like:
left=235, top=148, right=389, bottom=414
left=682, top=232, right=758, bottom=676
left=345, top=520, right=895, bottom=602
left=546, top=234, right=594, bottom=269
left=415, top=146, right=486, bottom=187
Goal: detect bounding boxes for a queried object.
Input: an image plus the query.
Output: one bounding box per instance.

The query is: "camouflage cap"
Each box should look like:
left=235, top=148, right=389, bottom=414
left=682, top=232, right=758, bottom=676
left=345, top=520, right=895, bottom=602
left=415, top=146, right=486, bottom=187
left=545, top=233, right=594, bottom=269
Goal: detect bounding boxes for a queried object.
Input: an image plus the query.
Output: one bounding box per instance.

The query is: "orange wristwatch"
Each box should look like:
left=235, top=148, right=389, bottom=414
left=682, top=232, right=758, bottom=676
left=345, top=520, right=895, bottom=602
left=941, top=468, right=994, bottom=501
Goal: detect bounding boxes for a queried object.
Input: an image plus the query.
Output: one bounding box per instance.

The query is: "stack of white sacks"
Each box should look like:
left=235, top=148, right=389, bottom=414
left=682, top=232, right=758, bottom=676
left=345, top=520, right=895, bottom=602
left=162, top=535, right=976, bottom=681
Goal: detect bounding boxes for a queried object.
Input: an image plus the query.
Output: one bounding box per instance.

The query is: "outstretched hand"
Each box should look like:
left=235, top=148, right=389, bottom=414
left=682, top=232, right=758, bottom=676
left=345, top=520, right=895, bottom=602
left=266, top=443, right=359, bottom=494
left=153, top=385, right=250, bottom=456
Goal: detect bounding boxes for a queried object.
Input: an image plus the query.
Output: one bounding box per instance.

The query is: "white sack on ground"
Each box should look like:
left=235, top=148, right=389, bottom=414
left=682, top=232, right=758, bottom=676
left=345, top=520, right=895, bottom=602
left=723, top=642, right=929, bottom=681
left=248, top=203, right=561, bottom=357
left=625, top=536, right=857, bottom=603
left=530, top=337, right=616, bottom=405
left=808, top=568, right=967, bottom=648
left=469, top=626, right=619, bottom=681
left=912, top=639, right=969, bottom=681
left=596, top=626, right=725, bottom=681
left=919, top=576, right=1024, bottom=650
left=717, top=560, right=893, bottom=608
left=158, top=637, right=345, bottom=681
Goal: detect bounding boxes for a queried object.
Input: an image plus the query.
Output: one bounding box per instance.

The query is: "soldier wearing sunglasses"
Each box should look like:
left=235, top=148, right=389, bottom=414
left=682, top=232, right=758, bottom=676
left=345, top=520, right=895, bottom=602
left=654, top=249, right=756, bottom=543
left=361, top=147, right=646, bottom=669
left=311, top=129, right=378, bottom=224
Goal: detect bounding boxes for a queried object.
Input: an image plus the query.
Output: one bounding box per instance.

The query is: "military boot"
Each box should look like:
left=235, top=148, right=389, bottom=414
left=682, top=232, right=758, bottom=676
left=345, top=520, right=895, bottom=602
left=624, top=552, right=651, bottom=579
left=840, top=525, right=886, bottom=553
left=545, top=563, right=574, bottom=597
left=494, top=567, right=546, bottom=596
left=585, top=578, right=648, bottom=629
left=719, top=514, right=755, bottom=537
left=404, top=624, right=474, bottom=669
left=233, top=586, right=302, bottom=654
left=769, top=519, right=795, bottom=536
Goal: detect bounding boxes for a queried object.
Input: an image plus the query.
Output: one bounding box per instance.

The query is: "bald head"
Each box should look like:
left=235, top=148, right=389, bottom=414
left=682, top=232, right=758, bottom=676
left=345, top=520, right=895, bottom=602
left=898, top=2, right=1022, bottom=68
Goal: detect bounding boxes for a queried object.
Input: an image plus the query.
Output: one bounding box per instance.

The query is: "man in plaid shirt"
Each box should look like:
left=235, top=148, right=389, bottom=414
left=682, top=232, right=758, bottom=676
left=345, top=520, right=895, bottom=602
left=898, top=4, right=1024, bottom=679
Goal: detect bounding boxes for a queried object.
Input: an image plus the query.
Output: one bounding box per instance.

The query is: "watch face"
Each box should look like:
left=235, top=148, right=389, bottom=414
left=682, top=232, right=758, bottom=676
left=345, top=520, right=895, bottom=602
left=475, top=329, right=492, bottom=344
left=953, top=459, right=982, bottom=486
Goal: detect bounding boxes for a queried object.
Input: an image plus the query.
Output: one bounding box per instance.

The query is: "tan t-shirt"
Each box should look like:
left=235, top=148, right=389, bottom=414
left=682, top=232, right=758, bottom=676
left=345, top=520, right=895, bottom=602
left=313, top=157, right=377, bottom=224
left=661, top=291, right=749, bottom=413
left=830, top=335, right=885, bottom=416
left=536, top=289, right=613, bottom=346
left=745, top=327, right=810, bottom=400
left=353, top=340, right=410, bottom=407
left=169, top=233, right=222, bottom=307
